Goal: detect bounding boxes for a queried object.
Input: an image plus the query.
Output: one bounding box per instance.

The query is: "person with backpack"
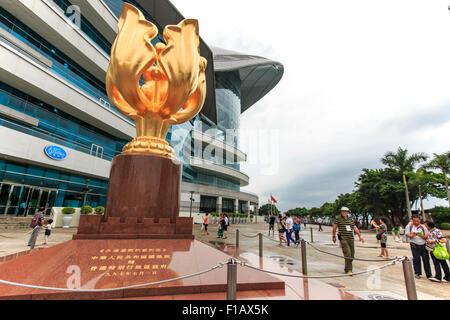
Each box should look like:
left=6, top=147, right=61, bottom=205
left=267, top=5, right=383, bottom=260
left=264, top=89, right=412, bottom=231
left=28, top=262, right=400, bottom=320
left=293, top=216, right=301, bottom=246
left=406, top=215, right=432, bottom=279
left=28, top=207, right=45, bottom=247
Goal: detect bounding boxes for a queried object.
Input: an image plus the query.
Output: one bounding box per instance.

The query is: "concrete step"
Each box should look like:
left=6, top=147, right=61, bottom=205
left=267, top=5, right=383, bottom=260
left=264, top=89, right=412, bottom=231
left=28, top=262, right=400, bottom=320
left=0, top=217, right=33, bottom=230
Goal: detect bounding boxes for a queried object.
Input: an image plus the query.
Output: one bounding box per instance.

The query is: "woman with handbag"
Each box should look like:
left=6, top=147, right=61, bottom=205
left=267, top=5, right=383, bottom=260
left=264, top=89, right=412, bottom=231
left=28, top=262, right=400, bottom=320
left=276, top=214, right=287, bottom=246
left=424, top=221, right=449, bottom=283
left=372, top=218, right=389, bottom=258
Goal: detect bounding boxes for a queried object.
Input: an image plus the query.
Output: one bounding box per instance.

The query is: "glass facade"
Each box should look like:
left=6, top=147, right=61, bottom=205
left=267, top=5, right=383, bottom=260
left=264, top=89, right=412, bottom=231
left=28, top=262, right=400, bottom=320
left=0, top=159, right=108, bottom=216
left=0, top=0, right=253, bottom=216
left=103, top=0, right=165, bottom=44
left=0, top=82, right=127, bottom=160
left=51, top=0, right=112, bottom=54
left=0, top=6, right=131, bottom=123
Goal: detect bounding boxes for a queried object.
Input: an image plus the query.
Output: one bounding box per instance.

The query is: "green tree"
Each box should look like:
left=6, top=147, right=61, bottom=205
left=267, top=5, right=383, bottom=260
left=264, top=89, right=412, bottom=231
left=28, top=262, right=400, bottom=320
left=258, top=203, right=280, bottom=216
left=381, top=147, right=428, bottom=220
left=422, top=152, right=450, bottom=206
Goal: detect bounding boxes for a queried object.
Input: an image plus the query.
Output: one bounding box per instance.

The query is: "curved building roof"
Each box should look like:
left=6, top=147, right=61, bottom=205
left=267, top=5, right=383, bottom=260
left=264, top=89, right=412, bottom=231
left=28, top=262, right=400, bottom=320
left=211, top=46, right=284, bottom=113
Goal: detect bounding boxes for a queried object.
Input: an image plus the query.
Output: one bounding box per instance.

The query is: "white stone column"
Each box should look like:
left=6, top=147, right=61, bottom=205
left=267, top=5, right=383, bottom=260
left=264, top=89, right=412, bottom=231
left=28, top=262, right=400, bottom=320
left=217, top=196, right=222, bottom=213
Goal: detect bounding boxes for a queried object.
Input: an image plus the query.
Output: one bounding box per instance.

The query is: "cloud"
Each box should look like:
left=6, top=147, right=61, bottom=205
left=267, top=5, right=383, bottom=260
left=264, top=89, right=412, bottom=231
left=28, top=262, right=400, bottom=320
left=171, top=0, right=450, bottom=211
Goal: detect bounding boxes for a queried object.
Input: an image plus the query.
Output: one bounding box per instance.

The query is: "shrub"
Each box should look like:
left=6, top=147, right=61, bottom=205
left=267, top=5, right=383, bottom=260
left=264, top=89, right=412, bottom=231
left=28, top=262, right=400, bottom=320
left=62, top=207, right=75, bottom=215
left=429, top=206, right=450, bottom=225
left=94, top=206, right=105, bottom=215
left=438, top=222, right=450, bottom=230
left=81, top=206, right=93, bottom=214
left=250, top=215, right=254, bottom=219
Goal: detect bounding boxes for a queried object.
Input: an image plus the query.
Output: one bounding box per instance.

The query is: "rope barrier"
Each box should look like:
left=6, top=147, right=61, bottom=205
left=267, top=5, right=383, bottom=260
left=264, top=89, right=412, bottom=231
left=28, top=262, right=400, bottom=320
left=0, top=261, right=228, bottom=292
left=300, top=237, right=399, bottom=262
left=240, top=257, right=405, bottom=279
left=234, top=229, right=399, bottom=262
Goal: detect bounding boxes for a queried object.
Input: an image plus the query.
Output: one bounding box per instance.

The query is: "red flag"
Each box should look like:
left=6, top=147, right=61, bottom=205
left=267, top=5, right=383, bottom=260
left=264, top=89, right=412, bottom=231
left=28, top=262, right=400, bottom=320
left=271, top=195, right=278, bottom=204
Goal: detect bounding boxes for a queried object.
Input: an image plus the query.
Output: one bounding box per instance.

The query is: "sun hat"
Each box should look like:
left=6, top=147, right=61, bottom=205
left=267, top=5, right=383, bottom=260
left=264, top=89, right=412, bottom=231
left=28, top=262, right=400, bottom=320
left=341, top=207, right=350, bottom=212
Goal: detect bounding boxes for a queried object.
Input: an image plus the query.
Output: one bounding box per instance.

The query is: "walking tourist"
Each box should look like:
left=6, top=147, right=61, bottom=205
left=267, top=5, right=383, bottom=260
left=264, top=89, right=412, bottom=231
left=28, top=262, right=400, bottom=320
left=42, top=219, right=53, bottom=246
left=268, top=213, right=275, bottom=237
left=285, top=213, right=296, bottom=247
left=223, top=214, right=229, bottom=239
left=27, top=207, right=45, bottom=247
left=424, top=221, right=449, bottom=283
left=276, top=214, right=286, bottom=246
left=303, top=217, right=307, bottom=228
left=293, top=215, right=301, bottom=246
left=391, top=225, right=401, bottom=242
left=332, top=207, right=365, bottom=274
left=372, top=218, right=389, bottom=258
left=217, top=214, right=224, bottom=238
left=405, top=215, right=432, bottom=279
left=202, top=213, right=209, bottom=235
left=317, top=217, right=323, bottom=232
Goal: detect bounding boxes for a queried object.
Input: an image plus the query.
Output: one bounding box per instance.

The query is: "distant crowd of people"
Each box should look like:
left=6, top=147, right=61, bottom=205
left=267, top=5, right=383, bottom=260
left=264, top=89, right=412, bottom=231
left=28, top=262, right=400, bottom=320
left=267, top=213, right=306, bottom=247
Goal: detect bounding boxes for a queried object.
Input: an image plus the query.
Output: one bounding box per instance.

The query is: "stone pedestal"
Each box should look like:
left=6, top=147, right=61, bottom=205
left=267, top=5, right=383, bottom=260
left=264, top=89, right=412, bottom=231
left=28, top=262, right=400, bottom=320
left=74, top=153, right=193, bottom=240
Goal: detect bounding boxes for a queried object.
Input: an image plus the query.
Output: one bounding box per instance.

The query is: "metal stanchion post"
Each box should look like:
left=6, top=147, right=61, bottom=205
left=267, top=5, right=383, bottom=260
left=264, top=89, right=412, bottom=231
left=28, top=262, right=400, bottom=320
left=301, top=239, right=308, bottom=275
left=402, top=257, right=418, bottom=300
left=30, top=227, right=40, bottom=250
left=227, top=259, right=237, bottom=300
left=259, top=233, right=263, bottom=257
left=310, top=228, right=314, bottom=243
left=236, top=229, right=239, bottom=249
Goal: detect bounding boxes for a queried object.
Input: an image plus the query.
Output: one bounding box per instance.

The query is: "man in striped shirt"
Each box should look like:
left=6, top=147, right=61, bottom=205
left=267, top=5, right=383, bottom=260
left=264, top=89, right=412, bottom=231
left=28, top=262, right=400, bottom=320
left=332, top=207, right=365, bottom=274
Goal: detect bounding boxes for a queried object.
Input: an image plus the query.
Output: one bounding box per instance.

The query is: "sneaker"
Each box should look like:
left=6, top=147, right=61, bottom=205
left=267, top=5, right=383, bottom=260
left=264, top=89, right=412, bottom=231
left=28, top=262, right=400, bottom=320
left=346, top=271, right=354, bottom=275
left=441, top=279, right=449, bottom=283
left=428, top=277, right=441, bottom=283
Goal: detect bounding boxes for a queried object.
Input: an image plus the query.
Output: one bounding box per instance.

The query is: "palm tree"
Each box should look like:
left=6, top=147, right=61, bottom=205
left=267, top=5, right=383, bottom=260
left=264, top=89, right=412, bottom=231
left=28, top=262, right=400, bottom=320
left=423, top=152, right=450, bottom=206
left=381, top=147, right=428, bottom=220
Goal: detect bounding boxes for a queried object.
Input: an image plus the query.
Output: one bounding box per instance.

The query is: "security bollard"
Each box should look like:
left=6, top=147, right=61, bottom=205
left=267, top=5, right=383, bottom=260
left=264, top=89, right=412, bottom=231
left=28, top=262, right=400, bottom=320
left=259, top=233, right=263, bottom=257
left=227, top=259, right=237, bottom=300
left=402, top=257, right=418, bottom=300
left=310, top=228, right=314, bottom=243
left=236, top=229, right=240, bottom=249
left=301, top=239, right=308, bottom=275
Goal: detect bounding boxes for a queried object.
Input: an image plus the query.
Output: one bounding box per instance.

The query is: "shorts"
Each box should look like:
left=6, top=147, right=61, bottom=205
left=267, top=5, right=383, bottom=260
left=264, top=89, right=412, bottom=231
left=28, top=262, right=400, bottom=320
left=203, top=224, right=208, bottom=231
left=269, top=224, right=274, bottom=230
left=223, top=225, right=228, bottom=231
left=380, top=243, right=386, bottom=249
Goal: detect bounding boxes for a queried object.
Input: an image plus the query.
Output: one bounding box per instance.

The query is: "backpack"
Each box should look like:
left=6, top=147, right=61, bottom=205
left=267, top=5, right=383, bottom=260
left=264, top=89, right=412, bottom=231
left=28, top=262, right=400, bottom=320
left=30, top=212, right=42, bottom=228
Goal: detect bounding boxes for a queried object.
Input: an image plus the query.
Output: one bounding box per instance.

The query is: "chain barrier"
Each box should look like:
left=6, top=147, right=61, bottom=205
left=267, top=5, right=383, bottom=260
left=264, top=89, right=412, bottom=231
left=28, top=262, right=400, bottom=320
left=233, top=229, right=400, bottom=262
left=239, top=233, right=260, bottom=238
left=300, top=237, right=399, bottom=262
left=240, top=257, right=406, bottom=279
left=0, top=261, right=229, bottom=293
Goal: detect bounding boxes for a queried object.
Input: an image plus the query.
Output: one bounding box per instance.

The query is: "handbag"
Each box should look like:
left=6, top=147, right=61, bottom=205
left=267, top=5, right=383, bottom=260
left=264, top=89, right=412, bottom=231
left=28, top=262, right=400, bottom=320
left=425, top=242, right=435, bottom=252
left=376, top=233, right=382, bottom=241
left=433, top=242, right=450, bottom=260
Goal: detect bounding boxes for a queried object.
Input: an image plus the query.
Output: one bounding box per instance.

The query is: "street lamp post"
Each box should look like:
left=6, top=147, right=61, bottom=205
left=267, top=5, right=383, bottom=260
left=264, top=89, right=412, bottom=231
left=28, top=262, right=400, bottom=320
left=189, top=191, right=195, bottom=218
left=81, top=179, right=92, bottom=212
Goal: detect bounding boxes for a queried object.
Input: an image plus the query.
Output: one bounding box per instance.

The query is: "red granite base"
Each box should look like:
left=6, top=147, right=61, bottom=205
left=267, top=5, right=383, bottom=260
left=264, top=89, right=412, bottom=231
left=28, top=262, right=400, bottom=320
left=0, top=240, right=284, bottom=300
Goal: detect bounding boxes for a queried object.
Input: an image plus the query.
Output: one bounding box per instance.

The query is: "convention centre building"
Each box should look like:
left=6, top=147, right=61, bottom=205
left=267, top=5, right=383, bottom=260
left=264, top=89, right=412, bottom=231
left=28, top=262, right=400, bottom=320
left=0, top=0, right=283, bottom=222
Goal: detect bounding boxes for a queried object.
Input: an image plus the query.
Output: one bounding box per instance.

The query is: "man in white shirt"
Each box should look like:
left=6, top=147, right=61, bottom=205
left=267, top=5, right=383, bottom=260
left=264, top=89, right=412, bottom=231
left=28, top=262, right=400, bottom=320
left=317, top=217, right=323, bottom=232
left=406, top=215, right=432, bottom=279
left=285, top=213, right=296, bottom=246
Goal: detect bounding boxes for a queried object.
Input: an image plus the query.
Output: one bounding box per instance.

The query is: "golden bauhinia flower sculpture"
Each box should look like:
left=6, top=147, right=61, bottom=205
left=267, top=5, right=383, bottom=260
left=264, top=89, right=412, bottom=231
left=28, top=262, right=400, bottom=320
left=106, top=3, right=207, bottom=159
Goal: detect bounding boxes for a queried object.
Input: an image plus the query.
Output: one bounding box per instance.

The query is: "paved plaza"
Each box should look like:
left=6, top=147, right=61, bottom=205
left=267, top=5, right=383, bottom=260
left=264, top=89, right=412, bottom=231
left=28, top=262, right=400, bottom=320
left=0, top=221, right=448, bottom=300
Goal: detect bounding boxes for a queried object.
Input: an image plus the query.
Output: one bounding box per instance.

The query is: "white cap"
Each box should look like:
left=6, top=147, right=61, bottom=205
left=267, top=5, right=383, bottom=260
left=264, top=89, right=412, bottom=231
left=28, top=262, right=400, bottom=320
left=341, top=207, right=350, bottom=212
